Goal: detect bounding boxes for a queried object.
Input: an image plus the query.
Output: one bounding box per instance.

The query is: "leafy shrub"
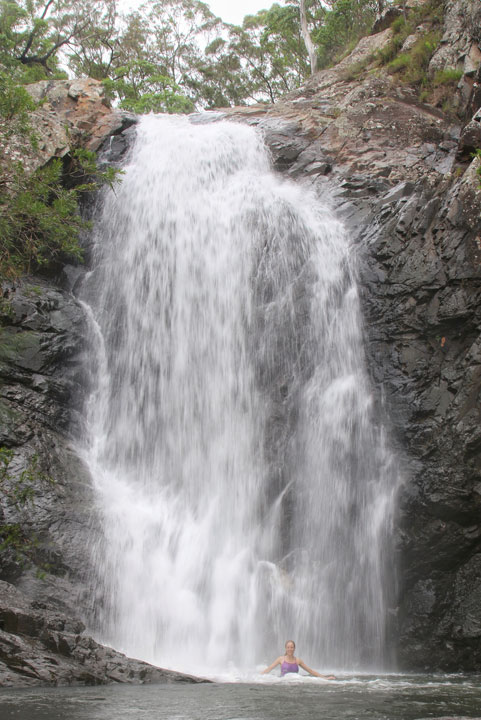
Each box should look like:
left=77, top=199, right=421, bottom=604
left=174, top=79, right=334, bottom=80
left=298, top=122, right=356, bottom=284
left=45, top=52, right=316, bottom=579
left=0, top=152, right=121, bottom=278
left=433, top=68, right=463, bottom=86
left=391, top=16, right=407, bottom=35
left=378, top=0, right=446, bottom=73
left=387, top=32, right=440, bottom=86
left=314, top=0, right=379, bottom=70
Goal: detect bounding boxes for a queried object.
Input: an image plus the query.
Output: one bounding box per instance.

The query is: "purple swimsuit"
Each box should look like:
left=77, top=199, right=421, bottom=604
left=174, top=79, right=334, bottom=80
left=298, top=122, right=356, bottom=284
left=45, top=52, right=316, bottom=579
left=280, top=660, right=299, bottom=676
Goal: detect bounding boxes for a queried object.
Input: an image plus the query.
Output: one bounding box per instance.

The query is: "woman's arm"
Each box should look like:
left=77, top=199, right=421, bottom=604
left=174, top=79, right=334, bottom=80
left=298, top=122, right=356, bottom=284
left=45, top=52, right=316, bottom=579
left=298, top=659, right=335, bottom=679
left=261, top=656, right=283, bottom=674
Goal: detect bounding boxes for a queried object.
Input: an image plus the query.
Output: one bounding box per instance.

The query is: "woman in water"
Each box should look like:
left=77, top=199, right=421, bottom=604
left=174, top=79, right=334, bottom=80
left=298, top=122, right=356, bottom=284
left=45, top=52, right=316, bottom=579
left=262, top=640, right=335, bottom=679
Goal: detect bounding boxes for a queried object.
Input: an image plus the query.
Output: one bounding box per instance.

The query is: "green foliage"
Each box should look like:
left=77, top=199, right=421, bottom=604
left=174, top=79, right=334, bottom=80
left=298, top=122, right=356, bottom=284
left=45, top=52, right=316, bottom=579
left=371, top=1, right=463, bottom=114
left=313, top=0, right=378, bottom=69
left=0, top=0, right=117, bottom=78
left=0, top=448, right=49, bottom=568
left=0, top=2, right=125, bottom=282
left=72, top=0, right=384, bottom=109
left=0, top=70, right=38, bottom=158
left=387, top=32, right=440, bottom=86
left=0, top=149, right=122, bottom=279
left=126, top=91, right=195, bottom=114
left=390, top=15, right=406, bottom=34
left=377, top=0, right=446, bottom=70
left=1, top=160, right=81, bottom=276
left=0, top=72, right=36, bottom=122
left=103, top=61, right=195, bottom=114
left=0, top=295, right=13, bottom=319
left=221, top=2, right=312, bottom=103
left=0, top=0, right=124, bottom=283
left=376, top=16, right=409, bottom=65
left=97, top=3, right=213, bottom=111
left=0, top=0, right=425, bottom=112
left=433, top=67, right=463, bottom=86
left=0, top=0, right=452, bottom=115
left=414, top=0, right=446, bottom=26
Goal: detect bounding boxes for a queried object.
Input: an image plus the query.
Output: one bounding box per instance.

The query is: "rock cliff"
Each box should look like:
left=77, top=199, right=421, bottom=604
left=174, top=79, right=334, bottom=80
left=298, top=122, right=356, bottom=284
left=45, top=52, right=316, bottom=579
left=1, top=0, right=481, bottom=683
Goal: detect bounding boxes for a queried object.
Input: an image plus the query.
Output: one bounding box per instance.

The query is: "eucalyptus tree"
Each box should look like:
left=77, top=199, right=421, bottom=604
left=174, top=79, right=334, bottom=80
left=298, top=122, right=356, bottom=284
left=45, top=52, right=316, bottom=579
left=99, top=0, right=225, bottom=112
left=0, top=0, right=119, bottom=79
left=300, top=0, right=318, bottom=73
left=201, top=2, right=314, bottom=105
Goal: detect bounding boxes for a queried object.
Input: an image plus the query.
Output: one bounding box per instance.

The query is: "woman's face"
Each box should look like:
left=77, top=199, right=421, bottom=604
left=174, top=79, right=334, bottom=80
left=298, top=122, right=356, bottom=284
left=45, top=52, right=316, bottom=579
left=285, top=641, right=295, bottom=655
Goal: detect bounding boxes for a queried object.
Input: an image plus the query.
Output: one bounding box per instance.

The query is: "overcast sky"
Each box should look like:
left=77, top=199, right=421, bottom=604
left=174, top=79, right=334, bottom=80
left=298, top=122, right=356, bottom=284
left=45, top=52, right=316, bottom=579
left=119, top=1, right=272, bottom=25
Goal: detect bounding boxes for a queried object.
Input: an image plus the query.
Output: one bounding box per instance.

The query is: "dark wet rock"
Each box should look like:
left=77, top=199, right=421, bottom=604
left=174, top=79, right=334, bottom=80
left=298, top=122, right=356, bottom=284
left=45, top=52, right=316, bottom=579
left=457, top=108, right=481, bottom=161
left=0, top=279, right=89, bottom=440
left=97, top=123, right=138, bottom=166
left=343, top=161, right=481, bottom=671
left=258, top=118, right=310, bottom=171
left=0, top=280, right=98, bottom=614
left=0, top=582, right=209, bottom=687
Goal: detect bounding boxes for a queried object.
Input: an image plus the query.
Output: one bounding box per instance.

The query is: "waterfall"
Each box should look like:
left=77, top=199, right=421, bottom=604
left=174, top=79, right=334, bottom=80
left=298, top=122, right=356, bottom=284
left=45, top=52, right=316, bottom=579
left=79, top=114, right=400, bottom=676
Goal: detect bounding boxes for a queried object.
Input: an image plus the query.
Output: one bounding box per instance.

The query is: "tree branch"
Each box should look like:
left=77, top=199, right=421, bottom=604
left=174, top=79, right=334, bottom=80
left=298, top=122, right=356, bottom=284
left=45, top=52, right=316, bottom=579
left=20, top=0, right=56, bottom=61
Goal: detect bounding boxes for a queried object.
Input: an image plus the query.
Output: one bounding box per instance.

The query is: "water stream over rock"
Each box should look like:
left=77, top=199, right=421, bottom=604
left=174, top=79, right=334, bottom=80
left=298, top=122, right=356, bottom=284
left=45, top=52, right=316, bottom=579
left=79, top=114, right=400, bottom=676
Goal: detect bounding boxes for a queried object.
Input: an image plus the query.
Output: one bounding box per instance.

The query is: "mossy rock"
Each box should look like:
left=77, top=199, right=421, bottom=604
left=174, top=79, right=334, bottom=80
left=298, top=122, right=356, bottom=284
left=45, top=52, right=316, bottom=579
left=0, top=328, right=43, bottom=372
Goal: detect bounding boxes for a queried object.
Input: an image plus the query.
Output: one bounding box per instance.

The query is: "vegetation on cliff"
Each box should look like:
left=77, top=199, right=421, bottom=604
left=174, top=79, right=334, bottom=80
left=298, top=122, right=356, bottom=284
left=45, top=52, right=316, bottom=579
left=0, top=0, right=383, bottom=281
left=1, top=0, right=479, bottom=283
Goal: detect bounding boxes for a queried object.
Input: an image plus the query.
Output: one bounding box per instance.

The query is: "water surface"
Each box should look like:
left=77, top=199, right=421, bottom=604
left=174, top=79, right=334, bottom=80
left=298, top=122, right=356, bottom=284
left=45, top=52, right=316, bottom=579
left=1, top=675, right=481, bottom=720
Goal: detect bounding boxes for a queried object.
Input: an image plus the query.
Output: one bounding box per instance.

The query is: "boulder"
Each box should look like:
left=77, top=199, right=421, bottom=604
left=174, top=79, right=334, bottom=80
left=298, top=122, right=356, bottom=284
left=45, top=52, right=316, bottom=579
left=3, top=79, right=136, bottom=175
left=456, top=108, right=481, bottom=161
left=0, top=581, right=209, bottom=686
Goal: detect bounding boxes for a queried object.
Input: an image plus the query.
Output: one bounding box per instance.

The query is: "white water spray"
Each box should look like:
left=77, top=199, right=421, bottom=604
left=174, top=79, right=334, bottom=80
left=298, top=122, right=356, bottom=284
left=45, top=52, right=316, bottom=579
left=80, top=114, right=399, bottom=676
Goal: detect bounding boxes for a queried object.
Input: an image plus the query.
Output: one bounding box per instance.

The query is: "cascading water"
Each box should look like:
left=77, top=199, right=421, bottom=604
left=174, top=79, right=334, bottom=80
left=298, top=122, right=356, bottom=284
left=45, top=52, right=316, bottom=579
left=79, top=114, right=400, bottom=676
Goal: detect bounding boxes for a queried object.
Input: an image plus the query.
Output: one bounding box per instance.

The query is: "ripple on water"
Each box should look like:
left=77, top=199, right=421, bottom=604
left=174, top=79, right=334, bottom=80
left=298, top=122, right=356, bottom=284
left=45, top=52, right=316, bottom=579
left=0, top=674, right=481, bottom=720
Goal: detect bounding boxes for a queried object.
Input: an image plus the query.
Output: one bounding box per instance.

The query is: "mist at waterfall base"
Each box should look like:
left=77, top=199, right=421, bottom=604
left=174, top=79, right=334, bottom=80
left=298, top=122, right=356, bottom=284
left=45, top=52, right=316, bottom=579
left=79, top=114, right=400, bottom=679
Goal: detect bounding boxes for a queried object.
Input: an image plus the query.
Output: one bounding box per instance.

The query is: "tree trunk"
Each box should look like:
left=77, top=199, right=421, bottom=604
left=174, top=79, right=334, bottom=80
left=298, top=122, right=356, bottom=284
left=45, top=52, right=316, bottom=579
left=300, top=0, right=317, bottom=75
